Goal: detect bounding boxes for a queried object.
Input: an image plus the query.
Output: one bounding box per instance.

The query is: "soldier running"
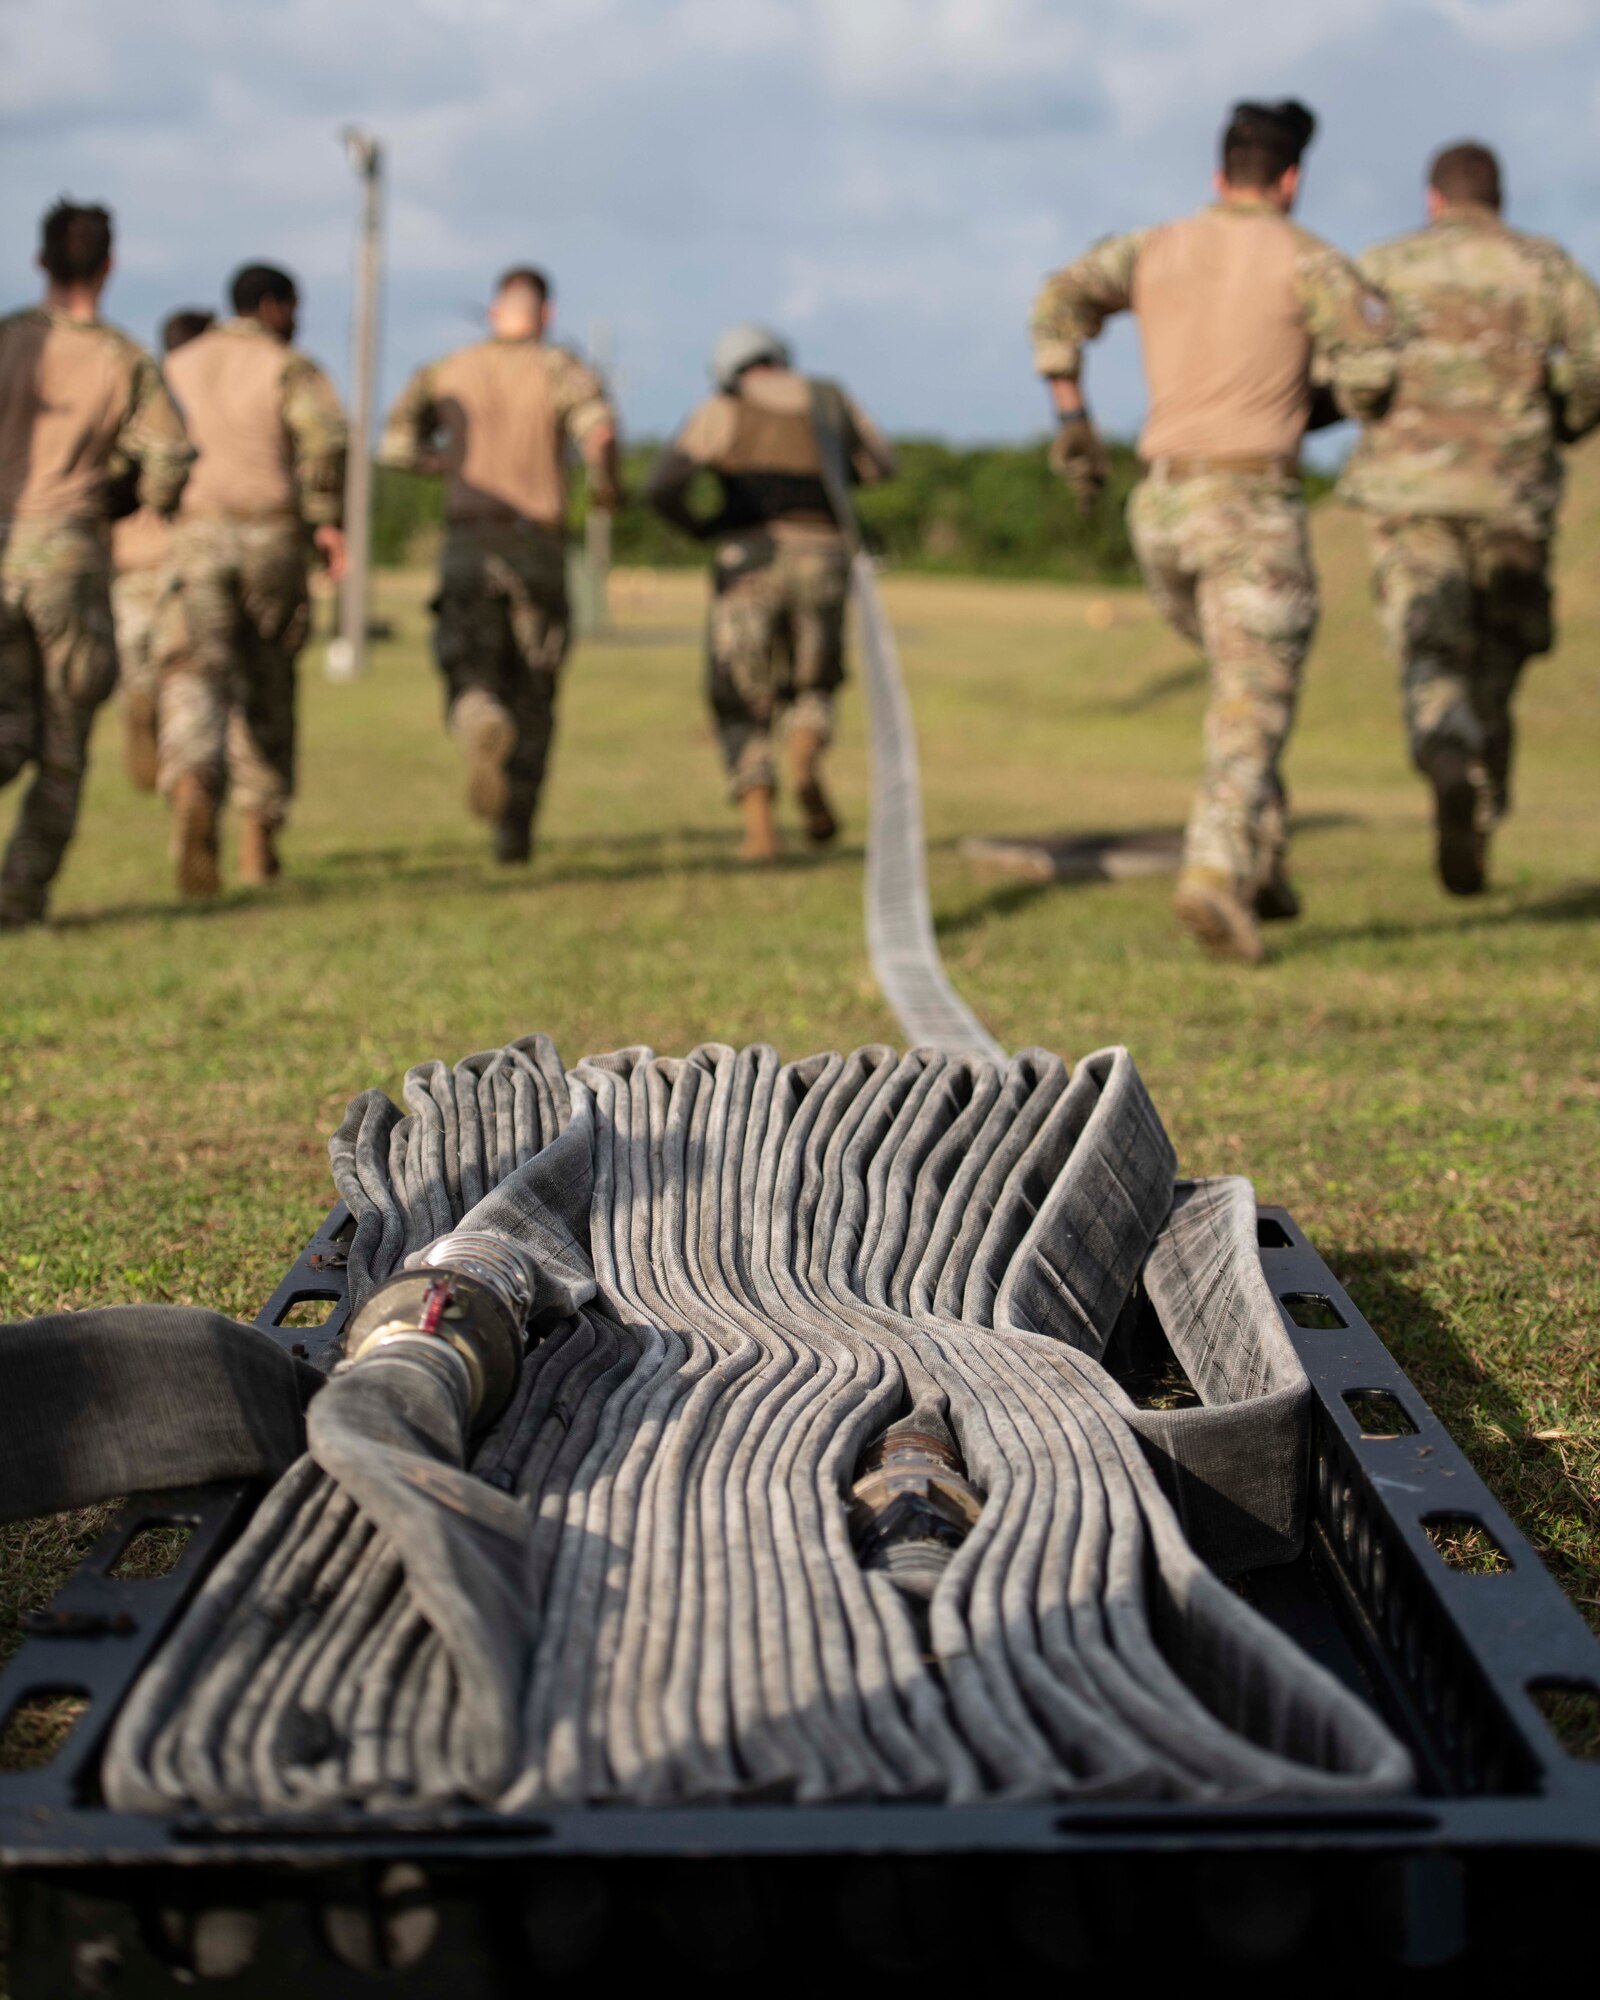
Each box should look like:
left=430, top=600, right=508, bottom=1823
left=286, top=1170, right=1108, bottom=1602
left=1340, top=142, right=1600, bottom=895
left=646, top=325, right=895, bottom=863
left=111, top=307, right=214, bottom=792
left=0, top=201, right=191, bottom=929
left=379, top=267, right=621, bottom=864
left=159, top=266, right=347, bottom=896
left=1031, top=102, right=1397, bottom=962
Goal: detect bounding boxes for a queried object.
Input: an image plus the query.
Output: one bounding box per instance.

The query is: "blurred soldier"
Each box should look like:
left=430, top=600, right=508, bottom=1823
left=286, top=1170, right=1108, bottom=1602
left=0, top=201, right=191, bottom=929
left=112, top=307, right=213, bottom=790
left=160, top=265, right=347, bottom=896
left=1340, top=142, right=1600, bottom=894
left=1031, top=102, right=1396, bottom=962
left=379, top=267, right=620, bottom=863
left=645, top=326, right=895, bottom=862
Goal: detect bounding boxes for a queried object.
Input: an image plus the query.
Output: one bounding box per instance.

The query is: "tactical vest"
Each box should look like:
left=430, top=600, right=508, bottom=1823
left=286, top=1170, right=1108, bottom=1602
left=715, top=390, right=836, bottom=533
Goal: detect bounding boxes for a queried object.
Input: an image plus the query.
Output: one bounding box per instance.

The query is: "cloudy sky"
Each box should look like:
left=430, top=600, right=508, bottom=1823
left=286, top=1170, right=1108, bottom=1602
left=4, top=0, right=1598, bottom=446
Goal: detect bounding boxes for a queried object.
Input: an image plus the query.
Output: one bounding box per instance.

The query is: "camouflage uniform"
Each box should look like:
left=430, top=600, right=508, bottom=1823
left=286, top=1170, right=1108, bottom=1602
left=1032, top=203, right=1395, bottom=893
left=158, top=320, right=345, bottom=829
left=1339, top=204, right=1600, bottom=814
left=379, top=340, right=613, bottom=841
left=707, top=537, right=851, bottom=795
left=647, top=368, right=894, bottom=799
left=0, top=307, right=190, bottom=922
left=110, top=508, right=176, bottom=786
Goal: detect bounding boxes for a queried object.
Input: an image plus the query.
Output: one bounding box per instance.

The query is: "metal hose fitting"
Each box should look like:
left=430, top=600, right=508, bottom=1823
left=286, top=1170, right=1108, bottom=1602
left=848, top=1425, right=985, bottom=1611
left=343, top=1231, right=544, bottom=1430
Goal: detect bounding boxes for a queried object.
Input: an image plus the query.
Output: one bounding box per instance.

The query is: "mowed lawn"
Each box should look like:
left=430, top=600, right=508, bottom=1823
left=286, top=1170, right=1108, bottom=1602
left=3, top=447, right=1599, bottom=1667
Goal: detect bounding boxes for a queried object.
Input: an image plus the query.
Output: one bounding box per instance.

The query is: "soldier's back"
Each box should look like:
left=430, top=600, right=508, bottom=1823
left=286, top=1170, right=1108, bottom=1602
left=0, top=306, right=147, bottom=523
left=167, top=321, right=296, bottom=520
left=1133, top=206, right=1318, bottom=463
left=1342, top=213, right=1574, bottom=529
left=429, top=339, right=587, bottom=531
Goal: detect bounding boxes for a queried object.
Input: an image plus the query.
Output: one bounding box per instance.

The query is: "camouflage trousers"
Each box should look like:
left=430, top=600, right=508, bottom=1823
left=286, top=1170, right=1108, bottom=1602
left=1128, top=472, right=1317, bottom=886
left=1368, top=515, right=1552, bottom=818
left=707, top=535, right=849, bottom=798
left=157, top=518, right=310, bottom=828
left=112, top=567, right=173, bottom=710
left=432, top=526, right=570, bottom=827
left=0, top=523, right=118, bottom=922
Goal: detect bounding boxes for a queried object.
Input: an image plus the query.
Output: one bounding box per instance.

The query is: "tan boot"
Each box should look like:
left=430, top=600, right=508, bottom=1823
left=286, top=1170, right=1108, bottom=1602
left=171, top=774, right=221, bottom=899
left=454, top=696, right=517, bottom=822
left=738, top=786, right=779, bottom=864
left=122, top=692, right=160, bottom=792
left=238, top=814, right=281, bottom=886
left=789, top=726, right=839, bottom=845
left=1173, top=865, right=1265, bottom=964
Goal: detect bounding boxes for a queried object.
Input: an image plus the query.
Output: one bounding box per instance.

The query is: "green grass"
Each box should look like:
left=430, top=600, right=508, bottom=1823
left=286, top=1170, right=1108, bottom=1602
left=2, top=449, right=1598, bottom=1700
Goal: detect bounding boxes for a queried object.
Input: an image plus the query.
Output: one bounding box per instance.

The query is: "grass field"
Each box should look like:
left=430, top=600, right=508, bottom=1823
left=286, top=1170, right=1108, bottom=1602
left=2, top=451, right=1598, bottom=1703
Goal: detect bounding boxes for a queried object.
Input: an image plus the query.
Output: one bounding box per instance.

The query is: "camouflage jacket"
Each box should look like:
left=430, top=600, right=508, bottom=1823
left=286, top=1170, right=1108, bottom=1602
left=1030, top=202, right=1396, bottom=463
left=1338, top=204, right=1600, bottom=535
left=0, top=305, right=191, bottom=526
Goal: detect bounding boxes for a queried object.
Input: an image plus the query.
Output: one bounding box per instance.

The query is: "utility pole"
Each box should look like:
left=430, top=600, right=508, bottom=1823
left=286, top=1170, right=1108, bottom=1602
left=327, top=128, right=383, bottom=682
left=583, top=319, right=615, bottom=636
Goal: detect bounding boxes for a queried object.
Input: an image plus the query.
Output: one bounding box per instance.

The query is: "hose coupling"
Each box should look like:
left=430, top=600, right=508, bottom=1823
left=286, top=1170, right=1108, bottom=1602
left=849, top=1426, right=984, bottom=1606
left=343, top=1231, right=543, bottom=1430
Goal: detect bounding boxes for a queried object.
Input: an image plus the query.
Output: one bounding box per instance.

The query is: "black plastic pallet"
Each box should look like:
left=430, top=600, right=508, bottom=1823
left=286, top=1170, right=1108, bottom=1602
left=2, top=1204, right=1597, bottom=1988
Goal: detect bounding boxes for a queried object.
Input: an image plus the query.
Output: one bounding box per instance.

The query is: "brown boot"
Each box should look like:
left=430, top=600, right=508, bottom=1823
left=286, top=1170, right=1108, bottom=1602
left=789, top=726, right=839, bottom=845
left=493, top=813, right=533, bottom=865
left=738, top=785, right=779, bottom=864
left=172, top=774, right=221, bottom=899
left=1252, top=856, right=1302, bottom=923
left=238, top=814, right=281, bottom=886
left=1173, top=865, right=1265, bottom=964
left=122, top=692, right=160, bottom=792
left=1418, top=744, right=1490, bottom=896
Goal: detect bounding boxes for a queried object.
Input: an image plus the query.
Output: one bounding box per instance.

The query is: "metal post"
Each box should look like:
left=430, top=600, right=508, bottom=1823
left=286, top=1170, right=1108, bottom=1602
left=582, top=320, right=614, bottom=636
left=327, top=128, right=383, bottom=682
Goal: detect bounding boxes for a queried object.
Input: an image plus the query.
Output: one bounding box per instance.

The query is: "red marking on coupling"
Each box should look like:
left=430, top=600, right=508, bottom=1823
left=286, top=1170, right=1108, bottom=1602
left=418, top=1278, right=454, bottom=1335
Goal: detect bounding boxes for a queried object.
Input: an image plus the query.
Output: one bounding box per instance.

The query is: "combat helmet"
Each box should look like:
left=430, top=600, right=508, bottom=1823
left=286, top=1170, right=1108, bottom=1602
left=711, top=322, right=791, bottom=393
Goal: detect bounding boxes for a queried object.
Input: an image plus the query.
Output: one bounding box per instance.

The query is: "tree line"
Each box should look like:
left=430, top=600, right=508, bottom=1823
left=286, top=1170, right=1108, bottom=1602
left=372, top=441, right=1333, bottom=584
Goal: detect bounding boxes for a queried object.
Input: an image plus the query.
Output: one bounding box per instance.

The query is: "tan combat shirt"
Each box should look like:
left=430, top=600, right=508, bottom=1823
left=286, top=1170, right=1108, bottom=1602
left=165, top=318, right=347, bottom=527
left=0, top=306, right=191, bottom=526
left=1031, top=202, right=1396, bottom=464
left=1339, top=204, right=1600, bottom=536
left=667, top=368, right=895, bottom=545
left=378, top=339, right=613, bottom=534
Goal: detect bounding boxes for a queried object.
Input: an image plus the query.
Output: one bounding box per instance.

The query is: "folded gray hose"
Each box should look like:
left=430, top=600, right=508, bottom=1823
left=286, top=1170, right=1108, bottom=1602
left=103, top=1036, right=1411, bottom=1811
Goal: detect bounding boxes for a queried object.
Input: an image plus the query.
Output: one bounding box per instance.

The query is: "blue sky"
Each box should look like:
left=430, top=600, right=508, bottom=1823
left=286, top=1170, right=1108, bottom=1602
left=4, top=0, right=1598, bottom=446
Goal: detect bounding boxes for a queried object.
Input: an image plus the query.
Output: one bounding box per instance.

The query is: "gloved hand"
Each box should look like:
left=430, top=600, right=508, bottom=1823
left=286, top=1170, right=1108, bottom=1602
left=1049, top=413, right=1111, bottom=511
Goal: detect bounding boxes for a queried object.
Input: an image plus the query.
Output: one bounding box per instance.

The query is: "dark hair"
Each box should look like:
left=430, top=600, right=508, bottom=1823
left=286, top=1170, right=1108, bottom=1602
left=230, top=264, right=297, bottom=315
left=1429, top=141, right=1502, bottom=210
left=39, top=200, right=113, bottom=284
left=496, top=265, right=550, bottom=305
left=161, top=308, right=214, bottom=354
left=1221, top=100, right=1316, bottom=189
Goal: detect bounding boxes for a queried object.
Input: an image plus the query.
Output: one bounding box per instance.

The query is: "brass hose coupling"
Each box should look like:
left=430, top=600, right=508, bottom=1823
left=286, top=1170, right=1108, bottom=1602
left=341, top=1231, right=544, bottom=1430
left=848, top=1426, right=985, bottom=1606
